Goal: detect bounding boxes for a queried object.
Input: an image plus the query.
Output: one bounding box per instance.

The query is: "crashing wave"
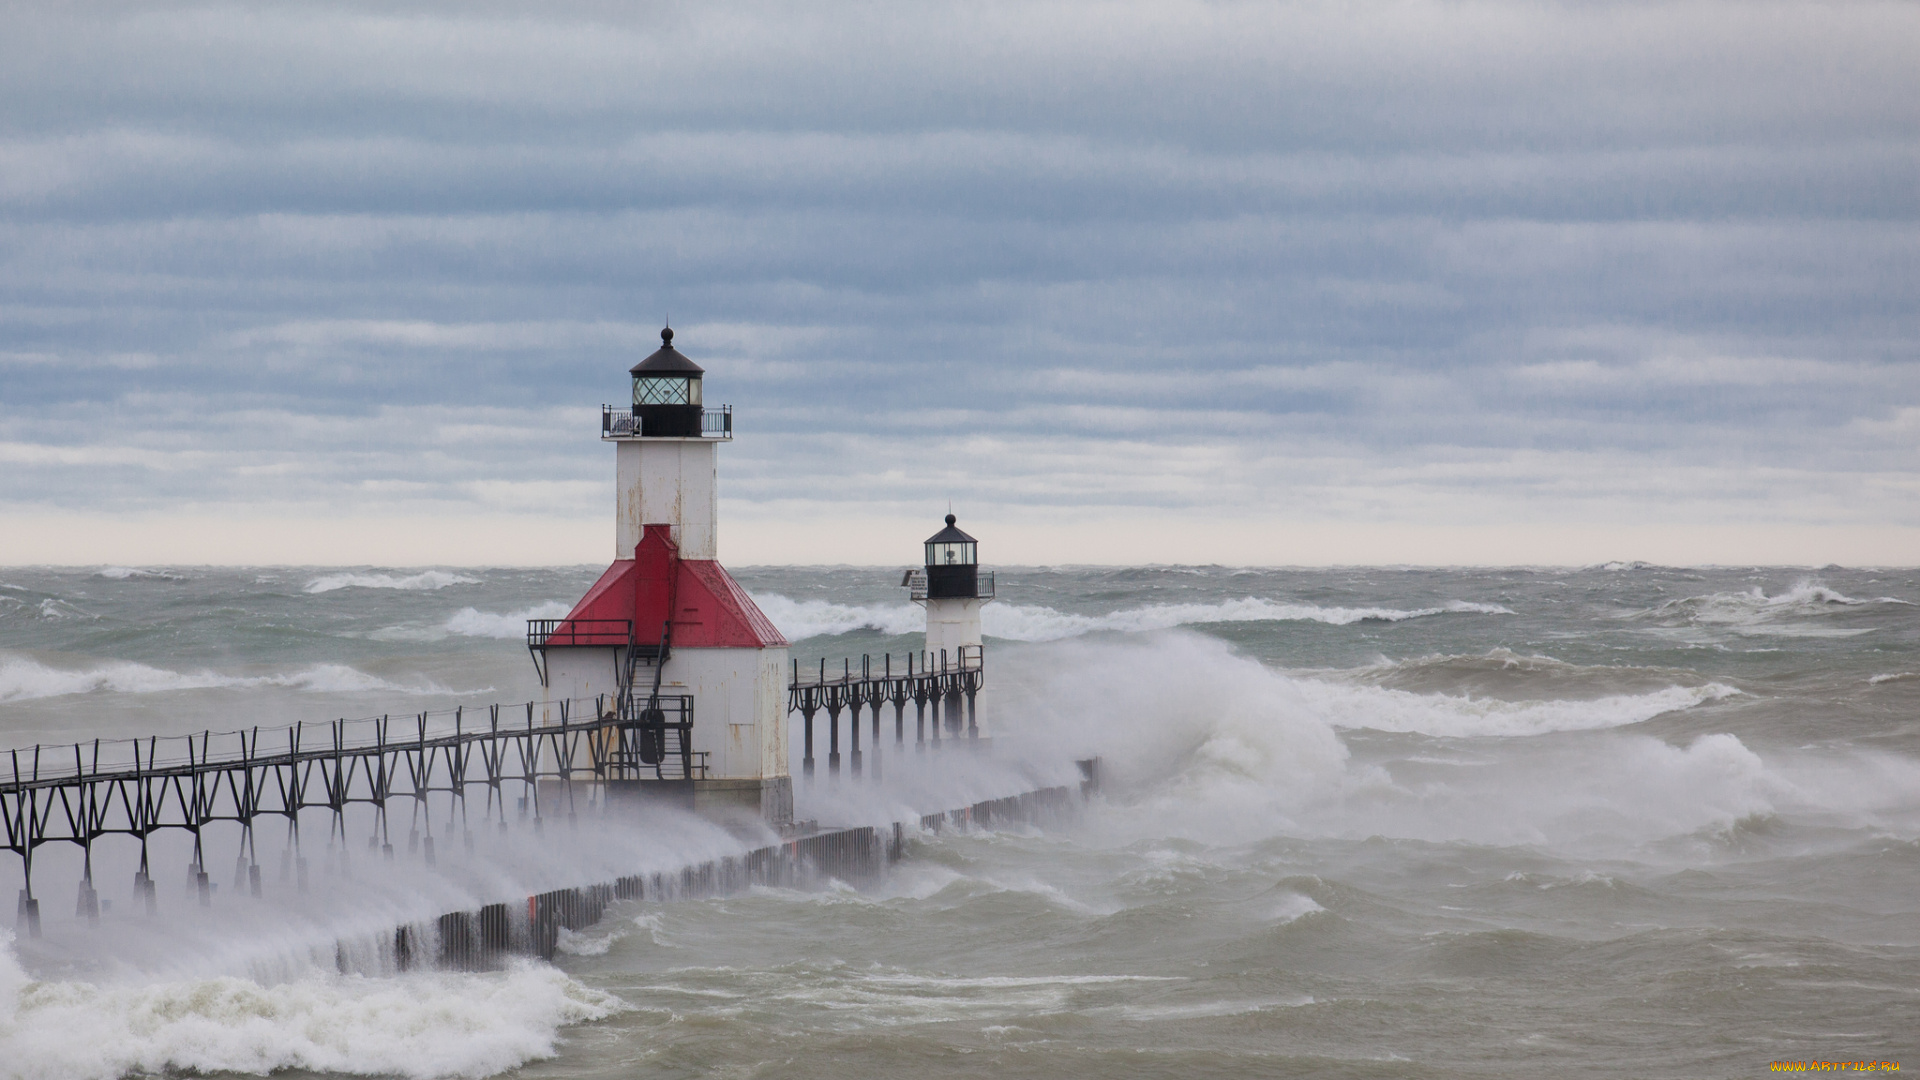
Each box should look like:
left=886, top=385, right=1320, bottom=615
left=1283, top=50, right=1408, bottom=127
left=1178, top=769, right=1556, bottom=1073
left=93, top=567, right=186, bottom=581
left=750, top=594, right=1514, bottom=642
left=304, top=571, right=479, bottom=595
left=1632, top=579, right=1909, bottom=635
left=0, top=655, right=469, bottom=702
left=442, top=602, right=574, bottom=640
left=0, top=944, right=617, bottom=1080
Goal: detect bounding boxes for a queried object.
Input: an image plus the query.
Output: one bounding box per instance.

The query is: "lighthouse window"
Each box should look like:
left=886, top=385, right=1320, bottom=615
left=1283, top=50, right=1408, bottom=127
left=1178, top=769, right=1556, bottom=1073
left=633, top=376, right=699, bottom=406
left=926, top=542, right=976, bottom=566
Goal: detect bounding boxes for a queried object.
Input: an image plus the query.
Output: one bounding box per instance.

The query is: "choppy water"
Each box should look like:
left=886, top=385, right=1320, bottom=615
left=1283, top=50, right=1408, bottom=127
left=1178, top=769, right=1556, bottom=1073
left=2, top=563, right=1917, bottom=1078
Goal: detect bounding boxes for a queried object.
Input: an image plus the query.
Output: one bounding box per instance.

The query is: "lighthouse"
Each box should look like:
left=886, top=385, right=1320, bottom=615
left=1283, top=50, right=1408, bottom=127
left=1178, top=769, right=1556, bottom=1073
left=906, top=514, right=993, bottom=739
left=528, top=327, right=792, bottom=825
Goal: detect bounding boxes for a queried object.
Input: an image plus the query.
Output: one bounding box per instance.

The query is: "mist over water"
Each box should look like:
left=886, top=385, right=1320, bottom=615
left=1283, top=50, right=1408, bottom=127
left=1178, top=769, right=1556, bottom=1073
left=2, top=564, right=1917, bottom=1078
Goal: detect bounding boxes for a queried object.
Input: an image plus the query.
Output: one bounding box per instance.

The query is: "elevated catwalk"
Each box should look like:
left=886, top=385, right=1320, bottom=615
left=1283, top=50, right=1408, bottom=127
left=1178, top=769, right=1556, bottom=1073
left=786, top=648, right=986, bottom=777
left=3, top=700, right=732, bottom=935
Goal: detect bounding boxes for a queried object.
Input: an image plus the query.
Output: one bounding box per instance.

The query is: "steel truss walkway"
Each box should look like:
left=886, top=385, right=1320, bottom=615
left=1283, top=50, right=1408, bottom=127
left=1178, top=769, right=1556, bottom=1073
left=2, top=698, right=660, bottom=936
left=786, top=646, right=984, bottom=777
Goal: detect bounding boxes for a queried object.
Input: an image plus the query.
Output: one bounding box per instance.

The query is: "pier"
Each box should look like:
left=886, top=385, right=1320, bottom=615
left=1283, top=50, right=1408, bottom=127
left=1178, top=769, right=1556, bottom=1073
left=3, top=699, right=711, bottom=937
left=3, top=692, right=1088, bottom=949
left=786, top=647, right=985, bottom=777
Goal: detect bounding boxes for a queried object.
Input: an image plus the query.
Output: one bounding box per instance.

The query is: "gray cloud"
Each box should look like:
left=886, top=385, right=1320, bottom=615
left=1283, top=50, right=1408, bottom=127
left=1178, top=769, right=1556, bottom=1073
left=0, top=0, right=1916, bottom=561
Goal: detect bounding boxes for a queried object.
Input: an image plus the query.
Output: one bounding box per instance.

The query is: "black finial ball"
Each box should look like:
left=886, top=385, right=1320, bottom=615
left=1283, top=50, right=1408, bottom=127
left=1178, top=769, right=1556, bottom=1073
left=945, top=513, right=957, bottom=526
left=661, top=326, right=674, bottom=345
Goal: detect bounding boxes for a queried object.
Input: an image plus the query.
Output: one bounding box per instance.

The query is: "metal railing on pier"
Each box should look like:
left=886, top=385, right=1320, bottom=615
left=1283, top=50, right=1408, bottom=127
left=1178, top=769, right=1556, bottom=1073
left=0, top=697, right=696, bottom=936
left=787, top=647, right=985, bottom=778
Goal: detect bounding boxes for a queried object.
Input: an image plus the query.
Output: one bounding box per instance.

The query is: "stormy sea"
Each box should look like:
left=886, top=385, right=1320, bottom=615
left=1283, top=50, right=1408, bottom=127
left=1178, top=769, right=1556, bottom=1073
left=1, top=564, right=1915, bottom=1078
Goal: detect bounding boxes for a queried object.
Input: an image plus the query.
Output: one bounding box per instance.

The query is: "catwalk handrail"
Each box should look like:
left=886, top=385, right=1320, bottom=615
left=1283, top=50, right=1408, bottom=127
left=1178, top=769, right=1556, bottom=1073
left=0, top=700, right=623, bottom=793
left=787, top=646, right=982, bottom=691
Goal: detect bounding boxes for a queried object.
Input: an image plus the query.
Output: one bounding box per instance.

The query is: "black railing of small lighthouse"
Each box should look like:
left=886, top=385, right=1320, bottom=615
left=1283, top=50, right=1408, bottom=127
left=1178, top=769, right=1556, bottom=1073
left=600, top=405, right=732, bottom=439
left=904, top=570, right=994, bottom=602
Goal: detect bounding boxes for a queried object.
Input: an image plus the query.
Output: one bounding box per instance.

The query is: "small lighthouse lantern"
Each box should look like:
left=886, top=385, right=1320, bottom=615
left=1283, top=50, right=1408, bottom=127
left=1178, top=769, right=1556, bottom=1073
left=629, top=327, right=705, bottom=437
left=923, top=514, right=980, bottom=598
left=909, top=512, right=993, bottom=668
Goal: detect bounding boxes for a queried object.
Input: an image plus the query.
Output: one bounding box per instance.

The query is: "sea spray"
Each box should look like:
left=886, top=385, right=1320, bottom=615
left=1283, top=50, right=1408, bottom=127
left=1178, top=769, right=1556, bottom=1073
left=0, top=936, right=618, bottom=1080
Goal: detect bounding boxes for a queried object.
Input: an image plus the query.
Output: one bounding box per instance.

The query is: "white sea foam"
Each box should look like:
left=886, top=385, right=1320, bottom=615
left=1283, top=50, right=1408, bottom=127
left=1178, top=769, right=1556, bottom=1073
left=1304, top=680, right=1741, bottom=738
left=1640, top=578, right=1910, bottom=635
left=0, top=655, right=460, bottom=702
left=1268, top=892, right=1325, bottom=923
left=0, top=938, right=618, bottom=1080
left=304, top=571, right=479, bottom=595
left=443, top=602, right=573, bottom=640
left=93, top=567, right=183, bottom=581
left=1869, top=672, right=1915, bottom=685
left=554, top=927, right=618, bottom=956
left=751, top=593, right=1512, bottom=642
left=1001, top=634, right=1809, bottom=852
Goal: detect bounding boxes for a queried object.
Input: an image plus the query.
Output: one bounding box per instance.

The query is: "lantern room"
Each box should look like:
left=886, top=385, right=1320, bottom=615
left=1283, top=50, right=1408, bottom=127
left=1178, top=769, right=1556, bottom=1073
left=923, top=514, right=982, bottom=599
left=628, top=327, right=705, bottom=437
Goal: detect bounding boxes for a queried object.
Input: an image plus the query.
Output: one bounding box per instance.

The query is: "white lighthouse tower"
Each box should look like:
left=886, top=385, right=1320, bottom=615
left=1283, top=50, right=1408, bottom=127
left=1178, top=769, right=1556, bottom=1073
left=529, top=327, right=792, bottom=825
left=906, top=514, right=993, bottom=739
left=915, top=514, right=990, bottom=659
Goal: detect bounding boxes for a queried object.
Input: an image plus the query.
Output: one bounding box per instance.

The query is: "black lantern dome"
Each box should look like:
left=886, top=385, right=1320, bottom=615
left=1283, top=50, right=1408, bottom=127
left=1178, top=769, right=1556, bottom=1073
left=629, top=327, right=704, bottom=437
left=923, top=513, right=980, bottom=599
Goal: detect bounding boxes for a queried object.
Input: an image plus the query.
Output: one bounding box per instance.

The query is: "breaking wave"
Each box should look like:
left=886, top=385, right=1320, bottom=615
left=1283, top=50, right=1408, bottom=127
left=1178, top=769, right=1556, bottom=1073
left=92, top=567, right=184, bottom=581
left=1304, top=679, right=1741, bottom=738
left=443, top=602, right=573, bottom=640
left=0, top=655, right=463, bottom=702
left=1635, top=579, right=1910, bottom=636
left=304, top=571, right=479, bottom=595
left=749, top=595, right=926, bottom=639
left=1009, top=634, right=1912, bottom=852
left=0, top=940, right=618, bottom=1080
left=752, top=594, right=1513, bottom=642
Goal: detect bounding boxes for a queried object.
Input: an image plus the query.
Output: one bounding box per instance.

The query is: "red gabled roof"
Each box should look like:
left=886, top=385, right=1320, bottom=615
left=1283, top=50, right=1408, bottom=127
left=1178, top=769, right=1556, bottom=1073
left=554, top=525, right=786, bottom=650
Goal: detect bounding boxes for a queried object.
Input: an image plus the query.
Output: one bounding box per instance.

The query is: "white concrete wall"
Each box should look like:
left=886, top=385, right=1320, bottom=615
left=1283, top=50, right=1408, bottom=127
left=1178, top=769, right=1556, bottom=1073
left=614, top=438, right=717, bottom=559
left=538, top=643, right=788, bottom=782
left=655, top=645, right=789, bottom=781
left=541, top=647, right=621, bottom=720
left=925, top=598, right=984, bottom=658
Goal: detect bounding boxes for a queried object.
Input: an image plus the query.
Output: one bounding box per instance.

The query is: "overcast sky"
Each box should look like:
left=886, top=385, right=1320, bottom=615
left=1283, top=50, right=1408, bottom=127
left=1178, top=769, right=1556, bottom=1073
left=2, top=1, right=1915, bottom=566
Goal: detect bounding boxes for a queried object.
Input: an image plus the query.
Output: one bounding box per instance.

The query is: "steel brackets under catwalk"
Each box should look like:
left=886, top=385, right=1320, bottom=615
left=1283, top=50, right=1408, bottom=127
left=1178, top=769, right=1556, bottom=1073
left=0, top=698, right=674, bottom=937
left=787, top=647, right=984, bottom=777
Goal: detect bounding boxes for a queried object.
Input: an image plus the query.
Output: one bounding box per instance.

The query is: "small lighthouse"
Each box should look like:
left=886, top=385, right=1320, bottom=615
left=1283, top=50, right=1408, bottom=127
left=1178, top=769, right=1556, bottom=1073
left=915, top=514, right=990, bottom=659
left=529, top=327, right=792, bottom=825
left=907, top=513, right=993, bottom=739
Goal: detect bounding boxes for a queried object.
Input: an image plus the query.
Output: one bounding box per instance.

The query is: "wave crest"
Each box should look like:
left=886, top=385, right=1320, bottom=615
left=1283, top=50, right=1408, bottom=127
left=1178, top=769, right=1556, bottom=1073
left=304, top=571, right=478, bottom=595
left=1638, top=579, right=1910, bottom=634
left=1309, top=680, right=1741, bottom=738
left=93, top=567, right=185, bottom=581
left=750, top=593, right=1513, bottom=642
left=0, top=944, right=617, bottom=1080
left=443, top=602, right=574, bottom=640
left=0, top=655, right=463, bottom=702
